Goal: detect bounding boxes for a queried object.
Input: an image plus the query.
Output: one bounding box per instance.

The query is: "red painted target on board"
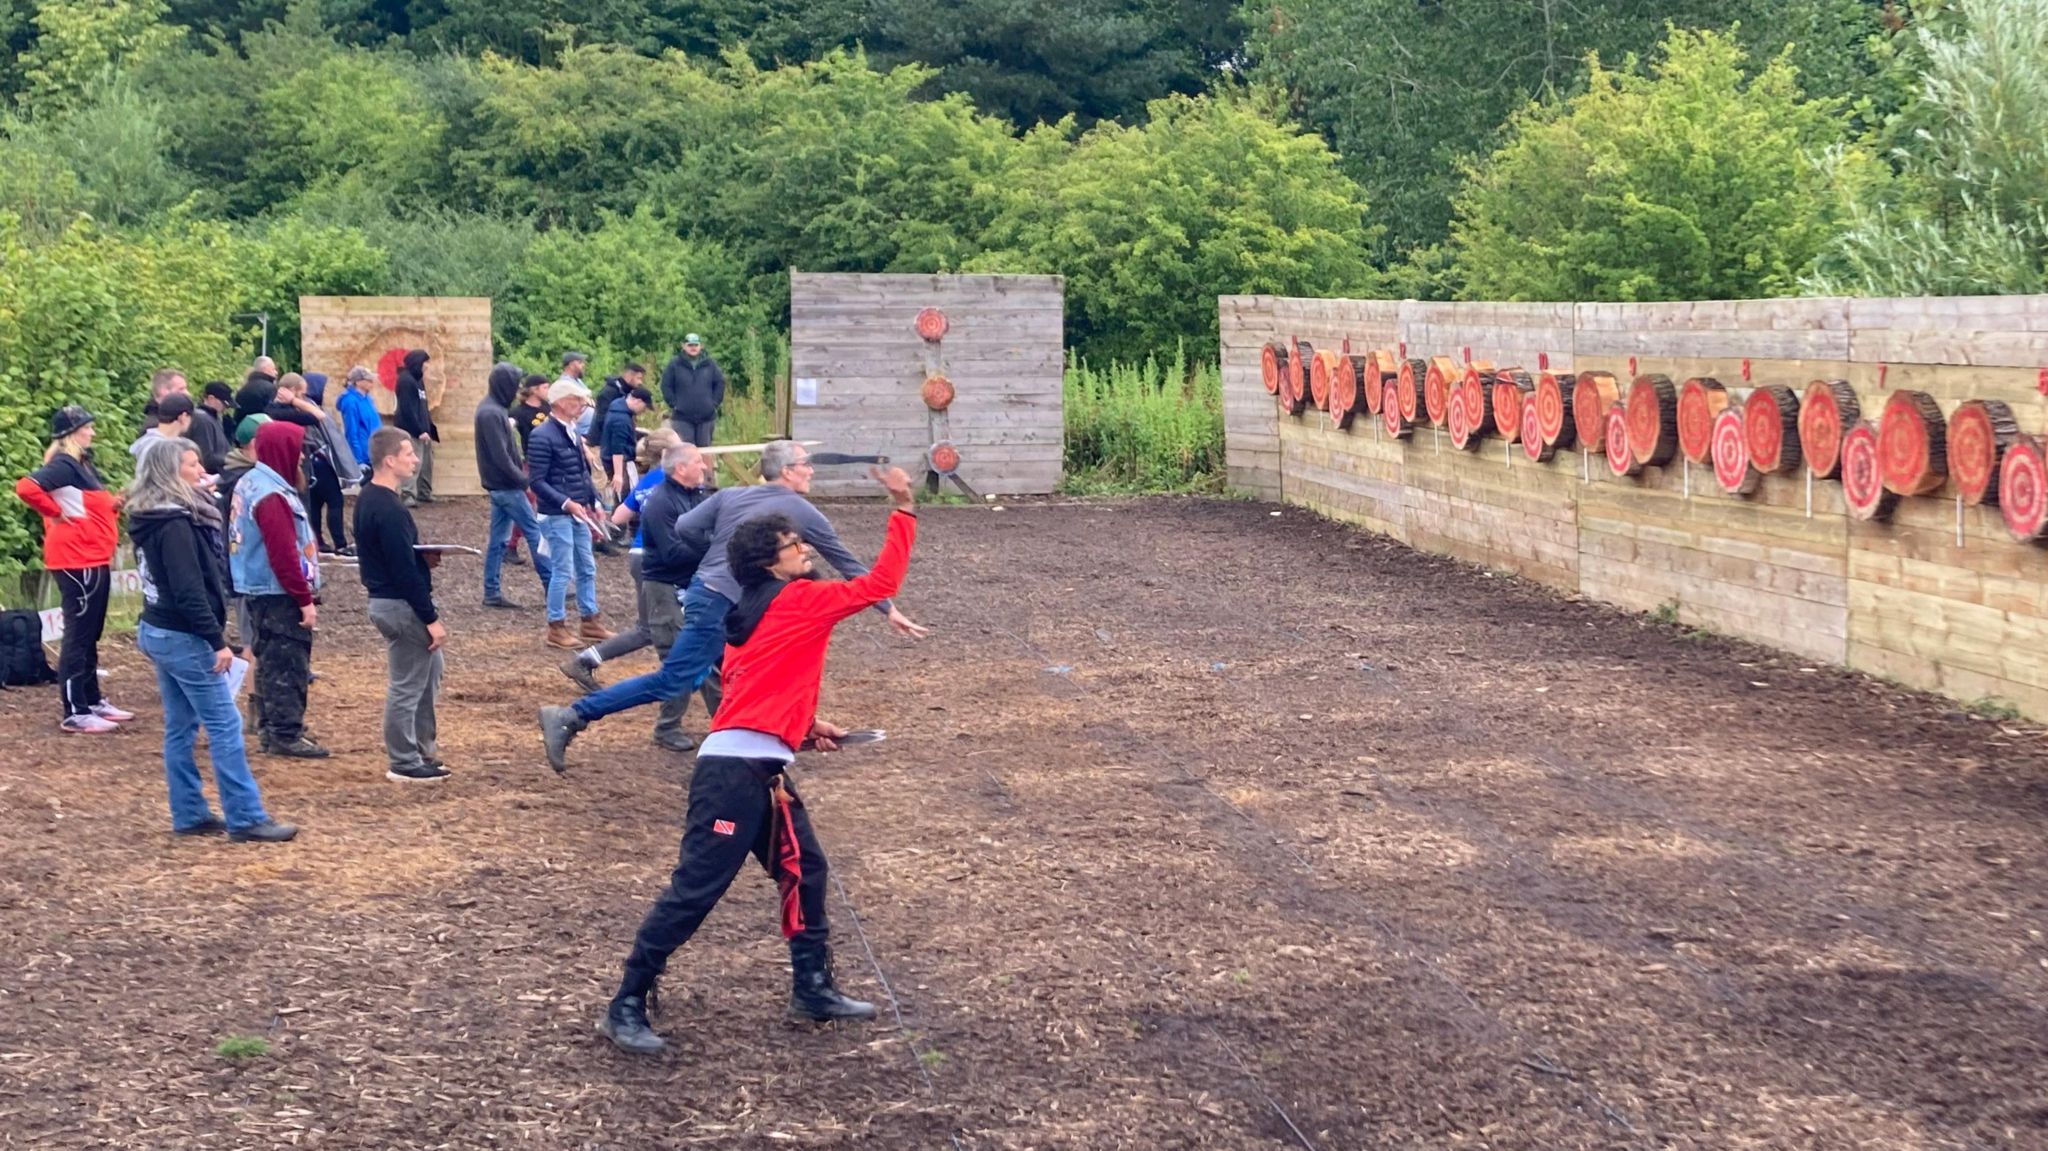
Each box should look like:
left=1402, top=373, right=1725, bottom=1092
left=1712, top=408, right=1759, bottom=496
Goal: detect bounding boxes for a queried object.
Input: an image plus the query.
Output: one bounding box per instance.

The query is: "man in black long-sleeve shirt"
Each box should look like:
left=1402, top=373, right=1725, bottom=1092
left=354, top=427, right=450, bottom=784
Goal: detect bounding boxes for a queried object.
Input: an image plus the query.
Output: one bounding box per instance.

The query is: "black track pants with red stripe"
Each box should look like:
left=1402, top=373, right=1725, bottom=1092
left=616, top=754, right=830, bottom=999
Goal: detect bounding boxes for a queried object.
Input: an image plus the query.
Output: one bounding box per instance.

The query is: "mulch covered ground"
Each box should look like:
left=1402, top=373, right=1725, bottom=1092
left=2, top=495, right=2045, bottom=1149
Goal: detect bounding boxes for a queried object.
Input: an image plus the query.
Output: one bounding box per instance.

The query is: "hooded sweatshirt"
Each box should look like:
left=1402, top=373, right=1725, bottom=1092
left=474, top=362, right=529, bottom=492
left=394, top=350, right=434, bottom=438
left=239, top=422, right=316, bottom=605
left=132, top=503, right=231, bottom=650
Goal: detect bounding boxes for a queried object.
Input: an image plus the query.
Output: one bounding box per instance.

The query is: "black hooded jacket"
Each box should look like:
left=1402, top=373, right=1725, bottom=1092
left=473, top=361, right=529, bottom=492
left=394, top=350, right=435, bottom=438
left=131, top=505, right=231, bottom=651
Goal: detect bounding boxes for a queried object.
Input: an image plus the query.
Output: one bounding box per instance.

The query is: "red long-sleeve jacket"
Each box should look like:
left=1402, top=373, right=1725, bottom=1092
left=14, top=454, right=119, bottom=570
left=710, top=510, right=915, bottom=751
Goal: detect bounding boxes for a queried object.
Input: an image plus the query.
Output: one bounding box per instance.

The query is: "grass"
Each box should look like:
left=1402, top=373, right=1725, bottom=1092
left=1650, top=599, right=1681, bottom=626
left=1062, top=345, right=1224, bottom=493
left=1966, top=696, right=2023, bottom=723
left=215, top=1035, right=270, bottom=1061
left=917, top=1048, right=948, bottom=1070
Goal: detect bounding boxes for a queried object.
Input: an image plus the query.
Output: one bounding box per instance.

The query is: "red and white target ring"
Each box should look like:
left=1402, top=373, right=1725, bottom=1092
left=1604, top=407, right=1639, bottom=477
left=928, top=441, right=961, bottom=475
left=1842, top=421, right=1897, bottom=521
left=915, top=307, right=949, bottom=342
left=1712, top=408, right=1758, bottom=495
left=2000, top=435, right=2048, bottom=541
left=1522, top=397, right=1552, bottom=461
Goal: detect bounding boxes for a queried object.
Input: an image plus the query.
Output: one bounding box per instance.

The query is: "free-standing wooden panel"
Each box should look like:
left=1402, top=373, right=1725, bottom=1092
left=792, top=273, right=1064, bottom=495
left=299, top=296, right=493, bottom=497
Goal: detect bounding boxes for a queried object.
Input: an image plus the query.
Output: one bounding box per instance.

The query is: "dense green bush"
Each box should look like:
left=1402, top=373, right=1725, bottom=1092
left=1063, top=348, right=1224, bottom=491
left=1447, top=29, right=1869, bottom=302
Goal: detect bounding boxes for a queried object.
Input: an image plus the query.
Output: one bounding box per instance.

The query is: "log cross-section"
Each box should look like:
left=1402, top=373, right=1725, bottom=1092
left=1536, top=370, right=1577, bottom=449
left=1261, top=341, right=1288, bottom=396
left=1625, top=373, right=1679, bottom=467
left=1712, top=408, right=1759, bottom=495
left=1493, top=369, right=1533, bottom=445
left=1677, top=377, right=1729, bottom=465
left=1948, top=399, right=2019, bottom=506
left=1843, top=421, right=1898, bottom=522
left=1573, top=371, right=1621, bottom=455
left=1744, top=384, right=1801, bottom=474
left=1878, top=389, right=1948, bottom=497
left=1798, top=379, right=1859, bottom=480
left=1604, top=407, right=1640, bottom=477
left=2000, top=435, right=2048, bottom=541
left=1327, top=350, right=1361, bottom=429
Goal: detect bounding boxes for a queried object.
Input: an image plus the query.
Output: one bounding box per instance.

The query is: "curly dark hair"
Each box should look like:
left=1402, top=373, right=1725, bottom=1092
left=730, top=514, right=801, bottom=588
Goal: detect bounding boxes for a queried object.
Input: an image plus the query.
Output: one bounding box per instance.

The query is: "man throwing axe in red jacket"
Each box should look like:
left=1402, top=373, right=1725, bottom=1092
left=600, top=464, right=920, bottom=1054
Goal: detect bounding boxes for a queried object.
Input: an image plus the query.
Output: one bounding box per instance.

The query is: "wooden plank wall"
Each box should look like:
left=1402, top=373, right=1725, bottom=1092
left=299, top=296, right=495, bottom=497
left=1221, top=294, right=2048, bottom=717
left=790, top=273, right=1064, bottom=496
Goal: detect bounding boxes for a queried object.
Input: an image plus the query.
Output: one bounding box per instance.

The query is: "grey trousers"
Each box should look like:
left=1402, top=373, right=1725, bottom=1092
left=368, top=598, right=442, bottom=770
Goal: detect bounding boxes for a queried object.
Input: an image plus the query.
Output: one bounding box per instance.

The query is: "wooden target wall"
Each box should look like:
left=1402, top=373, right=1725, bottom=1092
left=791, top=273, right=1064, bottom=496
left=1221, top=292, right=2048, bottom=721
left=300, top=296, right=494, bottom=497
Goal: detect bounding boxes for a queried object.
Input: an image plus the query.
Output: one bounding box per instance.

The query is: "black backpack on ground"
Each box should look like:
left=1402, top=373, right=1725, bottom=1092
left=0, top=609, right=55, bottom=686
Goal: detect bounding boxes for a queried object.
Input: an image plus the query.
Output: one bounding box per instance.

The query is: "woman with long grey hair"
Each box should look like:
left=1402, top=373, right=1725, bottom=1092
left=128, top=437, right=297, bottom=843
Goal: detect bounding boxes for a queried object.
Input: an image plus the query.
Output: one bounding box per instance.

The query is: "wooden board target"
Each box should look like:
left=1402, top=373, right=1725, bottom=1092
left=1711, top=408, right=1759, bottom=495
left=1572, top=371, right=1621, bottom=454
left=1948, top=399, right=2019, bottom=506
left=1744, top=384, right=1801, bottom=474
left=1843, top=420, right=1898, bottom=522
left=1999, top=435, right=2048, bottom=541
left=1676, top=377, right=1728, bottom=465
left=1878, top=390, right=1948, bottom=497
left=1625, top=373, right=1679, bottom=468
left=1798, top=379, right=1859, bottom=480
left=1492, top=369, right=1532, bottom=445
left=1535, top=370, right=1577, bottom=449
left=1260, top=342, right=1288, bottom=395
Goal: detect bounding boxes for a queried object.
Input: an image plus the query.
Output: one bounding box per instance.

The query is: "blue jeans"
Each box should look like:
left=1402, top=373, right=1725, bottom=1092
left=575, top=580, right=732, bottom=723
left=137, top=623, right=271, bottom=832
left=537, top=514, right=599, bottom=622
left=483, top=488, right=553, bottom=599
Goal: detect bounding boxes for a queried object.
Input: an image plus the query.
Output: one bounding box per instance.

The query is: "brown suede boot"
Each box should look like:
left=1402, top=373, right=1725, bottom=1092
left=546, top=620, right=580, bottom=649
left=579, top=613, right=614, bottom=642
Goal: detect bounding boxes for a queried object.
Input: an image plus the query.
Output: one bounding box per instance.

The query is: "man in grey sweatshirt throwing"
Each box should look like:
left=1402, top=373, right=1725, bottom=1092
left=540, top=439, right=927, bottom=770
left=660, top=333, right=725, bottom=449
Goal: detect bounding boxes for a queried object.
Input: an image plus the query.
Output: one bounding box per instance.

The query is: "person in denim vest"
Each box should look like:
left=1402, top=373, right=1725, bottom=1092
left=230, top=421, right=327, bottom=759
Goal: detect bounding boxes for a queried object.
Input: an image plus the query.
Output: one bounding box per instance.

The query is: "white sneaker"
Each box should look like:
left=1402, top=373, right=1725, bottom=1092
left=61, top=713, right=120, bottom=734
left=90, top=701, right=136, bottom=723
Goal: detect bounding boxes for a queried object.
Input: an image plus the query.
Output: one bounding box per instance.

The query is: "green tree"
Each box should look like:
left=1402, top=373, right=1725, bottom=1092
left=1447, top=28, right=1869, bottom=302
left=495, top=207, right=766, bottom=376
left=1809, top=0, right=2048, bottom=295
left=14, top=0, right=181, bottom=115
left=863, top=0, right=1241, bottom=127
left=974, top=89, right=1379, bottom=363
left=232, top=217, right=391, bottom=370
left=1243, top=0, right=1889, bottom=264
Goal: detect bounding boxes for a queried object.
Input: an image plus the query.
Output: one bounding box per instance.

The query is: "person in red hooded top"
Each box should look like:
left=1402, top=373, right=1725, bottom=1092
left=229, top=421, right=328, bottom=759
left=13, top=405, right=132, bottom=734
left=597, top=464, right=919, bottom=1055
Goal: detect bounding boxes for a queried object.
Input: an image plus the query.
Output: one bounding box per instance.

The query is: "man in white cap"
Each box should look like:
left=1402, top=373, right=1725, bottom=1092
left=526, top=377, right=613, bottom=649
left=660, top=333, right=725, bottom=448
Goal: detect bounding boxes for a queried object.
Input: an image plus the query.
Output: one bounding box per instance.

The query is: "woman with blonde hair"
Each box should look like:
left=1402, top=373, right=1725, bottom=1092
left=12, top=405, right=129, bottom=733
left=128, top=436, right=297, bottom=842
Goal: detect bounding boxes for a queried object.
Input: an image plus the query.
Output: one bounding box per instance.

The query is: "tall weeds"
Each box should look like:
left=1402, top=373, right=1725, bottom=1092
left=1063, top=346, right=1224, bottom=491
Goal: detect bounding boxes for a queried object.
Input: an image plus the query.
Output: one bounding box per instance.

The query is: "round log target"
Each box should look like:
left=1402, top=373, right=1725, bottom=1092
left=1492, top=369, right=1532, bottom=445
left=1447, top=382, right=1472, bottom=449
left=920, top=374, right=956, bottom=411
left=1536, top=370, right=1577, bottom=449
left=1572, top=371, right=1621, bottom=454
left=1328, top=352, right=1361, bottom=429
left=928, top=441, right=961, bottom=474
left=2000, top=435, right=2048, bottom=541
left=1948, top=398, right=2019, bottom=506
left=1260, top=342, right=1287, bottom=395
left=1843, top=421, right=1898, bottom=522
left=1604, top=407, right=1640, bottom=477
left=915, top=308, right=949, bottom=342
left=1383, top=384, right=1411, bottom=439
left=1459, top=365, right=1496, bottom=441
left=1676, top=377, right=1729, bottom=464
left=1522, top=397, right=1554, bottom=462
left=1312, top=348, right=1346, bottom=410
left=1424, top=356, right=1459, bottom=427
left=1289, top=339, right=1315, bottom=414
left=1396, top=359, right=1426, bottom=424
left=1351, top=353, right=1380, bottom=416
left=1744, top=384, right=1801, bottom=474
left=1798, top=379, right=1859, bottom=479
left=1364, top=349, right=1398, bottom=416
left=1625, top=373, right=1679, bottom=468
left=1712, top=408, right=1759, bottom=495
left=1878, top=389, right=1948, bottom=497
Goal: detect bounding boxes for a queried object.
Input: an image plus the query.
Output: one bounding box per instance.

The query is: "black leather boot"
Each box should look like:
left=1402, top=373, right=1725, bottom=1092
left=598, top=994, right=666, bottom=1054
left=789, top=945, right=877, bottom=1023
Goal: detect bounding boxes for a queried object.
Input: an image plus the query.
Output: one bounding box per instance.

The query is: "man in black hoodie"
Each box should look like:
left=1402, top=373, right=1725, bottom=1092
left=393, top=349, right=437, bottom=506
left=477, top=362, right=555, bottom=609
left=660, top=335, right=725, bottom=448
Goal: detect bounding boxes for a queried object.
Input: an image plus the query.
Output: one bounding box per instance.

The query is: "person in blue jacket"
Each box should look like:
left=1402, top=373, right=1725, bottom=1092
left=601, top=387, right=652, bottom=501
left=336, top=366, right=382, bottom=471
